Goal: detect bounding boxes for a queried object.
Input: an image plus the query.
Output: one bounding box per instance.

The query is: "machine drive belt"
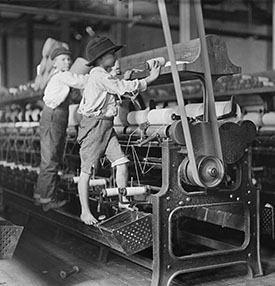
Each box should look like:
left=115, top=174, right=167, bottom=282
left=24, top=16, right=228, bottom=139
left=158, top=0, right=202, bottom=187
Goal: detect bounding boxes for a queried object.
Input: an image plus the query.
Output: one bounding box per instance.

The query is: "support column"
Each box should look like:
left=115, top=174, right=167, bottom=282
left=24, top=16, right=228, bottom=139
left=1, top=33, right=8, bottom=87
left=114, top=1, right=127, bottom=56
left=273, top=0, right=275, bottom=69
left=26, top=16, right=34, bottom=81
left=179, top=0, right=191, bottom=42
left=60, top=0, right=70, bottom=43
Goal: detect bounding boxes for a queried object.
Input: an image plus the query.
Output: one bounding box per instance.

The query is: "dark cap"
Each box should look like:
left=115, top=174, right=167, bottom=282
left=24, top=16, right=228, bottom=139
left=51, top=47, right=72, bottom=60
left=86, top=36, right=124, bottom=67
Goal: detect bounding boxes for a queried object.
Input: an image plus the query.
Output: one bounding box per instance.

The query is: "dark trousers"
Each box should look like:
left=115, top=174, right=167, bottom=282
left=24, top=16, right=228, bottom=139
left=34, top=105, right=68, bottom=203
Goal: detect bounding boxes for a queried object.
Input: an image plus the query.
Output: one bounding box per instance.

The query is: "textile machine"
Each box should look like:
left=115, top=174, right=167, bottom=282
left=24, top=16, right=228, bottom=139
left=0, top=1, right=264, bottom=285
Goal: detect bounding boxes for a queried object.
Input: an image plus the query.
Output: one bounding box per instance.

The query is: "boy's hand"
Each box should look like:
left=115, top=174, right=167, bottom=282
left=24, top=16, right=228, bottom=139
left=145, top=61, right=161, bottom=84
left=149, top=61, right=161, bottom=81
left=123, top=69, right=134, bottom=80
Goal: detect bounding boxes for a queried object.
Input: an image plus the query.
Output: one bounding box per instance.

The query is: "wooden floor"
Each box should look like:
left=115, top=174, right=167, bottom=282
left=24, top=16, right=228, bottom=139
left=2, top=210, right=275, bottom=286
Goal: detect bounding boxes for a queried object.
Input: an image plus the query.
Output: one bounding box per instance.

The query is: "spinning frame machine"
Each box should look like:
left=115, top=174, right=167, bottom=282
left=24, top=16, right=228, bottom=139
left=0, top=1, right=264, bottom=285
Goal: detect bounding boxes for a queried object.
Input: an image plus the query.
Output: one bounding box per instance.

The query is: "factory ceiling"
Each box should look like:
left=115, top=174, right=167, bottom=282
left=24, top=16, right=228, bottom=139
left=0, top=0, right=273, bottom=41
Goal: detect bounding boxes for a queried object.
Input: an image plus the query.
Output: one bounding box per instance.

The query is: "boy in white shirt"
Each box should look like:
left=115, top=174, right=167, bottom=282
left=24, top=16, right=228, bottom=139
left=34, top=47, right=88, bottom=211
left=77, top=35, right=160, bottom=225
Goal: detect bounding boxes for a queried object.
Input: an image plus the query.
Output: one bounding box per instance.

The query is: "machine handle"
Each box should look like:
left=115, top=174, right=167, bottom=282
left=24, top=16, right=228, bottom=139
left=138, top=133, right=160, bottom=147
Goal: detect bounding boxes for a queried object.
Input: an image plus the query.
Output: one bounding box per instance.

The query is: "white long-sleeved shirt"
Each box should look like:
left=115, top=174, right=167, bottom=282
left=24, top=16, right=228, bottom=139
left=43, top=70, right=88, bottom=109
left=79, top=66, right=147, bottom=117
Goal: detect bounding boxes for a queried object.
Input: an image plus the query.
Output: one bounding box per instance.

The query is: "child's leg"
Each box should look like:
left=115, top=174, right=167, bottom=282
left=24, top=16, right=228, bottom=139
left=116, top=163, right=131, bottom=207
left=116, top=163, right=128, bottom=188
left=78, top=171, right=98, bottom=225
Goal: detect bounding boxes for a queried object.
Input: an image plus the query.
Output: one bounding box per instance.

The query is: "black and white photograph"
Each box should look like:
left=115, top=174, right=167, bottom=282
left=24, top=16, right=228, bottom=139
left=0, top=0, right=275, bottom=285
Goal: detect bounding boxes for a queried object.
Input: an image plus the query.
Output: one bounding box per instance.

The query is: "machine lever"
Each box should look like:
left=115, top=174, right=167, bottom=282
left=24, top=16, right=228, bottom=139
left=138, top=133, right=160, bottom=147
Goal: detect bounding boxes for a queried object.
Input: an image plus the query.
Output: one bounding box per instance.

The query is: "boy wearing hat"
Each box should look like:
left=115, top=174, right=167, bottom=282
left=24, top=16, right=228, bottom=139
left=77, top=36, right=160, bottom=225
left=34, top=47, right=88, bottom=211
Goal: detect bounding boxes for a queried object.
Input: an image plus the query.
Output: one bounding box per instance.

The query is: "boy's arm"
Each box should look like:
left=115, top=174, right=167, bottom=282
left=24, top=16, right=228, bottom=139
left=98, top=63, right=160, bottom=96
left=60, top=71, right=89, bottom=89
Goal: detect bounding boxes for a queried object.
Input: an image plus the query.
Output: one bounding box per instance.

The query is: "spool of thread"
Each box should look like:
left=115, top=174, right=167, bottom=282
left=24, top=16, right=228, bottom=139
left=16, top=164, right=24, bottom=170
left=262, top=112, right=275, bottom=126
left=68, top=104, right=82, bottom=126
left=185, top=101, right=242, bottom=120
left=146, top=125, right=169, bottom=138
left=3, top=162, right=16, bottom=169
left=102, top=186, right=147, bottom=197
left=215, top=101, right=238, bottom=117
left=242, top=112, right=262, bottom=127
left=119, top=186, right=147, bottom=196
left=25, top=110, right=33, bottom=122
left=30, top=122, right=39, bottom=127
left=73, top=177, right=106, bottom=186
left=260, top=126, right=275, bottom=132
left=7, top=123, right=15, bottom=128
left=215, top=101, right=242, bottom=122
left=31, top=109, right=41, bottom=122
left=147, top=108, right=178, bottom=125
left=185, top=103, right=203, bottom=118
left=127, top=110, right=149, bottom=125
left=145, top=57, right=166, bottom=70
left=21, top=122, right=30, bottom=128
left=244, top=105, right=264, bottom=113
left=17, top=111, right=24, bottom=122
left=124, top=126, right=141, bottom=136
left=15, top=122, right=23, bottom=128
left=101, top=188, right=119, bottom=197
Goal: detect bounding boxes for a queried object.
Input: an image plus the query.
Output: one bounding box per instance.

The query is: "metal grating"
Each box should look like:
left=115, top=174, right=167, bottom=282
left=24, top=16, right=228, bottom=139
left=260, top=204, right=275, bottom=239
left=99, top=210, right=152, bottom=256
left=0, top=219, right=24, bottom=259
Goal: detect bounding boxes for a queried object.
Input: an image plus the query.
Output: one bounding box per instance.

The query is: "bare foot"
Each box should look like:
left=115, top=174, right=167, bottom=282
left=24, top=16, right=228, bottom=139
left=80, top=212, right=98, bottom=225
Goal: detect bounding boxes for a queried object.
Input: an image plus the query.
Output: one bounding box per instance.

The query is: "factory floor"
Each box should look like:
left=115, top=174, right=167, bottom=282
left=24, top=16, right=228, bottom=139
left=2, top=211, right=275, bottom=286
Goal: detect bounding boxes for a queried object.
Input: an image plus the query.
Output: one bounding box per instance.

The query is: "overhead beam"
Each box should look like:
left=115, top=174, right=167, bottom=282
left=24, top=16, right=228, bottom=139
left=0, top=3, right=177, bottom=29
left=203, top=7, right=272, bottom=26
left=0, top=3, right=272, bottom=41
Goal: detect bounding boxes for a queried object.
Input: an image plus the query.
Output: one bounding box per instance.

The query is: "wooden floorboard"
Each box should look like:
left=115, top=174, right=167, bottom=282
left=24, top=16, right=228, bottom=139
left=2, top=211, right=275, bottom=286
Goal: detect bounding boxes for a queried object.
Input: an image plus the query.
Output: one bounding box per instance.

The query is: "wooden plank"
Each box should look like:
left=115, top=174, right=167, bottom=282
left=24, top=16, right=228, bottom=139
left=2, top=211, right=275, bottom=286
left=119, top=35, right=241, bottom=86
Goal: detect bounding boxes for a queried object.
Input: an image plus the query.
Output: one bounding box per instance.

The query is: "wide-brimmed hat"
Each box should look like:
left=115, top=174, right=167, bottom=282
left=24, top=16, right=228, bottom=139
left=51, top=47, right=72, bottom=60
left=86, top=36, right=124, bottom=67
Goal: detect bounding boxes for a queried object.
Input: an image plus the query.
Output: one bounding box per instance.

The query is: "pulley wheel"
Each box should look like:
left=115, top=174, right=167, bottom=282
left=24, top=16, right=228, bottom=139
left=179, top=156, right=224, bottom=188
